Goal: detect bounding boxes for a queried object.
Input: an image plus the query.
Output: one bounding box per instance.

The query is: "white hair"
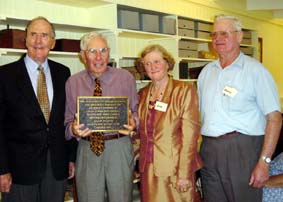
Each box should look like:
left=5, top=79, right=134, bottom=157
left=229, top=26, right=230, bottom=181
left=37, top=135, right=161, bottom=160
left=214, top=14, right=242, bottom=31
left=80, top=31, right=108, bottom=51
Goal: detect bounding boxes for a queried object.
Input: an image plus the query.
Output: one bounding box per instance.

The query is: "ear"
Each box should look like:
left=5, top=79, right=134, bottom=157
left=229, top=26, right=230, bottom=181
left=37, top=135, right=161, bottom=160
left=237, top=31, right=243, bottom=44
left=166, top=62, right=170, bottom=71
left=80, top=51, right=87, bottom=63
left=50, top=39, right=56, bottom=50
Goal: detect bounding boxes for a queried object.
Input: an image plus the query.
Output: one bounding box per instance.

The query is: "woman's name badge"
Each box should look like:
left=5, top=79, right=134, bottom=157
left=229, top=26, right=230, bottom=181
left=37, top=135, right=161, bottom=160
left=223, top=86, right=237, bottom=97
left=154, top=101, right=168, bottom=112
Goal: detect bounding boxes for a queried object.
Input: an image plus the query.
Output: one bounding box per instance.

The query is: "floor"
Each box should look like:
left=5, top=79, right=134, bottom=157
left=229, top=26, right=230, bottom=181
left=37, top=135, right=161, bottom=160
left=0, top=183, right=141, bottom=202
left=64, top=182, right=141, bottom=202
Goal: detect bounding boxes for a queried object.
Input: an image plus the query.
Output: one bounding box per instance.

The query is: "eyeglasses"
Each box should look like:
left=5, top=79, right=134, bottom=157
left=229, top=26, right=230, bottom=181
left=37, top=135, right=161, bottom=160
left=86, top=47, right=109, bottom=56
left=210, top=31, right=239, bottom=39
left=143, top=59, right=164, bottom=68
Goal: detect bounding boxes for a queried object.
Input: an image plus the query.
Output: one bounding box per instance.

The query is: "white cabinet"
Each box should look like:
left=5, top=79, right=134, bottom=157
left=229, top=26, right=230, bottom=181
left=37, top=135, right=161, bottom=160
left=0, top=16, right=104, bottom=74
left=176, top=16, right=257, bottom=81
left=0, top=0, right=258, bottom=84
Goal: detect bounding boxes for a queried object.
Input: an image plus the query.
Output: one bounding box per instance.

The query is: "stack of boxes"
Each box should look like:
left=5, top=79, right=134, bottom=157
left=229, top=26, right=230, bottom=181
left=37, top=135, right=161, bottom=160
left=195, top=21, right=212, bottom=39
left=118, top=6, right=176, bottom=35
left=178, top=18, right=195, bottom=38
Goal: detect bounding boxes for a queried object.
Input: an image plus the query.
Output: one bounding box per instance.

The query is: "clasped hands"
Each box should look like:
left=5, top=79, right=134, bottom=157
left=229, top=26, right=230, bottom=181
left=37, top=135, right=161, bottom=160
left=72, top=110, right=136, bottom=138
left=175, top=178, right=191, bottom=193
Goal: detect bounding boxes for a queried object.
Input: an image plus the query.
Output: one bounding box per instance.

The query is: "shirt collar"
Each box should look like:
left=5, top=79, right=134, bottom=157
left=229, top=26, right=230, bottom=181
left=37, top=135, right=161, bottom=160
left=87, top=66, right=111, bottom=84
left=24, top=55, right=49, bottom=72
left=214, top=52, right=244, bottom=70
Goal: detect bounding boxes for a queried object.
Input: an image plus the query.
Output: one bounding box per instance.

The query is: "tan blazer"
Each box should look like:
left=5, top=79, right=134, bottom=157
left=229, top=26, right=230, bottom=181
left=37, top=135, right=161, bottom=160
left=138, top=76, right=202, bottom=179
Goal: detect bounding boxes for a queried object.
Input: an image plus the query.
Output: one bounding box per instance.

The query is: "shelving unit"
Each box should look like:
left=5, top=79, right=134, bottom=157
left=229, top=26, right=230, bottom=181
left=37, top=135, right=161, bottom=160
left=0, top=0, right=258, bottom=84
left=176, top=16, right=257, bottom=81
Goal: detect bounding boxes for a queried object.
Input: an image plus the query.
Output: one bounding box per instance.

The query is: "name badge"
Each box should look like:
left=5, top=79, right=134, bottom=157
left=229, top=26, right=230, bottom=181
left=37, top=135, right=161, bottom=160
left=223, top=86, right=237, bottom=97
left=154, top=101, right=168, bottom=112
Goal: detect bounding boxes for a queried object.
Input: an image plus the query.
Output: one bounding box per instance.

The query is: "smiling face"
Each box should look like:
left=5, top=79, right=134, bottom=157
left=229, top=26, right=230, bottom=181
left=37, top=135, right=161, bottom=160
left=80, top=36, right=110, bottom=77
left=212, top=19, right=243, bottom=56
left=25, top=19, right=55, bottom=64
left=142, top=50, right=169, bottom=83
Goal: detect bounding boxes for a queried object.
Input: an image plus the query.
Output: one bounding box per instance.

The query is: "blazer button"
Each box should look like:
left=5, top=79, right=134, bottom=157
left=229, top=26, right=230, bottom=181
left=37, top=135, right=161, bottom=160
left=46, top=128, right=50, bottom=132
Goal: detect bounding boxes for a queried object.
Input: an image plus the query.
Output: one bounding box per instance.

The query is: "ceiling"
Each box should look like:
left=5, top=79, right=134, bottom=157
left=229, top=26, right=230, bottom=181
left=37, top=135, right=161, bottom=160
left=246, top=0, right=283, bottom=18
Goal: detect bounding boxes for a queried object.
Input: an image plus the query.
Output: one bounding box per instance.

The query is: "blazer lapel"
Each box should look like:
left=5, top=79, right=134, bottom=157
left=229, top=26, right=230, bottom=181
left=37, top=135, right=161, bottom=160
left=49, top=63, right=59, bottom=123
left=139, top=76, right=173, bottom=135
left=16, top=59, right=43, bottom=116
left=153, top=76, right=173, bottom=126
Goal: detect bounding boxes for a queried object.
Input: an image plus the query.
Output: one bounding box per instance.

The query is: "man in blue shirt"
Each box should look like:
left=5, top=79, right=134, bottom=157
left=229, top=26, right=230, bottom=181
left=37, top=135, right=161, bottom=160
left=197, top=14, right=282, bottom=202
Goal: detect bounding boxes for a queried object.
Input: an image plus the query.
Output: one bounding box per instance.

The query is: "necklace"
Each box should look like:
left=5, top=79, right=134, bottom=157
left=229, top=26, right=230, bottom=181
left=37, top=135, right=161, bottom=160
left=148, top=86, right=165, bottom=110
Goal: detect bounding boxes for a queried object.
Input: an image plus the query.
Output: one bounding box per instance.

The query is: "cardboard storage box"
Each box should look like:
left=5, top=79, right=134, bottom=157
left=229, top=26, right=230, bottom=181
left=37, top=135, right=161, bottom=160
left=178, top=28, right=195, bottom=37
left=0, top=29, right=26, bottom=49
left=178, top=18, right=194, bottom=29
left=179, top=49, right=198, bottom=58
left=197, top=21, right=213, bottom=32
left=118, top=10, right=140, bottom=30
left=162, top=17, right=176, bottom=35
left=179, top=40, right=198, bottom=50
left=141, top=13, right=160, bottom=33
left=243, top=31, right=252, bottom=39
left=241, top=38, right=252, bottom=45
left=53, top=39, right=80, bottom=52
left=240, top=47, right=254, bottom=55
left=196, top=31, right=211, bottom=39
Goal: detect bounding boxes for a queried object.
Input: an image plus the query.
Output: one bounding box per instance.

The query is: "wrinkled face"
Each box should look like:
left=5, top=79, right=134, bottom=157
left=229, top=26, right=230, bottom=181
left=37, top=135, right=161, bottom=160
left=211, top=19, right=243, bottom=55
left=80, top=37, right=110, bottom=77
left=143, top=51, right=168, bottom=82
left=25, top=19, right=55, bottom=64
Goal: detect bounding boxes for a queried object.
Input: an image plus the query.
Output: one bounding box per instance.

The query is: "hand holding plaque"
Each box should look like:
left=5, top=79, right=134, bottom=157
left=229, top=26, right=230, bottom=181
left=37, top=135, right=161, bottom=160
left=118, top=110, right=136, bottom=136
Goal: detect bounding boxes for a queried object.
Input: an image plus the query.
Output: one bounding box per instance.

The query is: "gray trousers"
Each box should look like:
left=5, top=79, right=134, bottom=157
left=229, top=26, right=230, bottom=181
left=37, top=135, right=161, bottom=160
left=76, top=136, right=134, bottom=202
left=2, top=151, right=66, bottom=202
left=200, top=134, right=264, bottom=202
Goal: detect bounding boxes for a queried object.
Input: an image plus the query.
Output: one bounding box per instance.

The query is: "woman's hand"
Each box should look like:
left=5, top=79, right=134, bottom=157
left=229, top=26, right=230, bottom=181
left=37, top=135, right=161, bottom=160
left=176, top=178, right=190, bottom=193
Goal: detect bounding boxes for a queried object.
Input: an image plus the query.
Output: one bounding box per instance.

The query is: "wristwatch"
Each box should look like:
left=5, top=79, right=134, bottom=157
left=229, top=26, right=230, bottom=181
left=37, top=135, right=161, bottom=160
left=261, top=156, right=271, bottom=164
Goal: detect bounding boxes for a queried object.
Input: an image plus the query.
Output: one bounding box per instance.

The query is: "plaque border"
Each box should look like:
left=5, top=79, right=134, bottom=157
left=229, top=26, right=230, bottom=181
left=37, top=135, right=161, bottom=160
left=77, top=96, right=129, bottom=132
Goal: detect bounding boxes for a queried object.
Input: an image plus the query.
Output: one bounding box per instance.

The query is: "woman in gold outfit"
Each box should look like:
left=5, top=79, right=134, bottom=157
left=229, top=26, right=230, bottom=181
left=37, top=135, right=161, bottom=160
left=137, top=44, right=202, bottom=202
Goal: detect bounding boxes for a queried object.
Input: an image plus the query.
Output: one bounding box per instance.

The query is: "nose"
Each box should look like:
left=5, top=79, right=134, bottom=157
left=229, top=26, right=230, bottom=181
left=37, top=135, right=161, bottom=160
left=95, top=51, right=102, bottom=59
left=34, top=34, right=43, bottom=43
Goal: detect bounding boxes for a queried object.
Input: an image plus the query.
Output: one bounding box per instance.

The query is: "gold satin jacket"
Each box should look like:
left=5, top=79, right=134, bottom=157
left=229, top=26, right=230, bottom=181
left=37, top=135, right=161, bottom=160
left=138, top=76, right=202, bottom=179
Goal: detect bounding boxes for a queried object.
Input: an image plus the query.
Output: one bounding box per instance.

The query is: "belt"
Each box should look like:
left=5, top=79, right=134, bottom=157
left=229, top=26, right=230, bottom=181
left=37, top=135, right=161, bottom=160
left=204, top=131, right=239, bottom=139
left=82, top=133, right=126, bottom=142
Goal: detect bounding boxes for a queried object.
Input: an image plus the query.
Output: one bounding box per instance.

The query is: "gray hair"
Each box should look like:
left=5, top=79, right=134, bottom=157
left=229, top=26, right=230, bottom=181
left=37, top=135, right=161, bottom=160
left=80, top=31, right=109, bottom=51
left=214, top=14, right=242, bottom=31
left=26, top=16, right=56, bottom=38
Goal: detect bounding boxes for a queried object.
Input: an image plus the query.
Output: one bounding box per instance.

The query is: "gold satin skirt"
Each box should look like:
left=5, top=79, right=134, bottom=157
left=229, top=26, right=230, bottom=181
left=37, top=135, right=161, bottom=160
left=140, top=163, right=196, bottom=202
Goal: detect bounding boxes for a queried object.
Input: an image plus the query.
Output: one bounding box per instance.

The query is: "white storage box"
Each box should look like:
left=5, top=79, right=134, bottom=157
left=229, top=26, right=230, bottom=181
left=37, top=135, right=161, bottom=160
left=118, top=10, right=140, bottom=30
left=141, top=13, right=160, bottom=32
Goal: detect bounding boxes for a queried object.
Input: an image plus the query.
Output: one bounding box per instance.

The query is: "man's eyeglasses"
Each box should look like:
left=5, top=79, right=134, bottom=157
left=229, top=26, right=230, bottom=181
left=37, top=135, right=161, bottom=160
left=86, top=47, right=109, bottom=56
left=210, top=31, right=239, bottom=39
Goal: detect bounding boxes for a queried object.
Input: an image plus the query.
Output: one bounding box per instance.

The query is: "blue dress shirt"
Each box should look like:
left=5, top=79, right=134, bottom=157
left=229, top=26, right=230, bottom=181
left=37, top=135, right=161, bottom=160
left=197, top=52, right=280, bottom=136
